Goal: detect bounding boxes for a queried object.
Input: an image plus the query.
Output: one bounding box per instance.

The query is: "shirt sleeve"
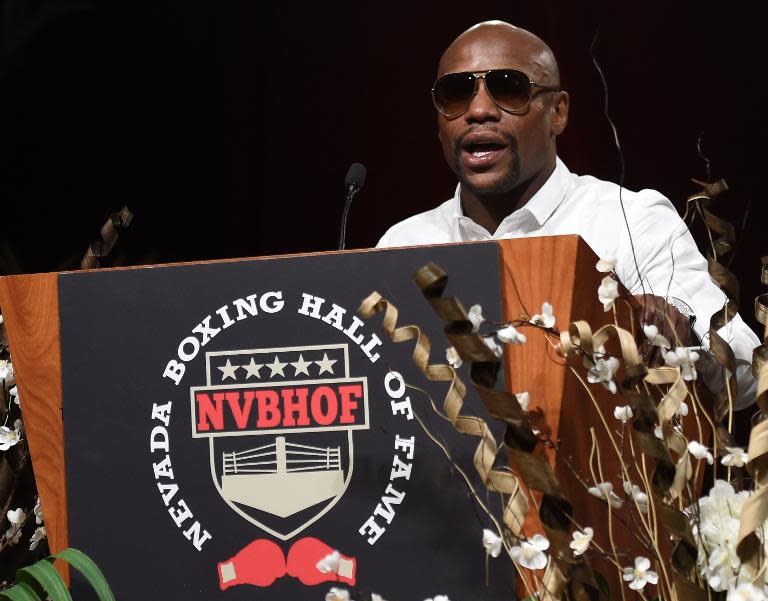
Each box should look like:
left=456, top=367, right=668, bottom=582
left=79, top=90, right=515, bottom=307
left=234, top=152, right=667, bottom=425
left=617, top=190, right=760, bottom=410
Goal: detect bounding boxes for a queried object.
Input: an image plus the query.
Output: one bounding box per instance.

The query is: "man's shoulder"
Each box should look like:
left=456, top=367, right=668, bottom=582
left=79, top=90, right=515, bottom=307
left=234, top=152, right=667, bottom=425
left=376, top=197, right=456, bottom=248
left=565, top=171, right=677, bottom=221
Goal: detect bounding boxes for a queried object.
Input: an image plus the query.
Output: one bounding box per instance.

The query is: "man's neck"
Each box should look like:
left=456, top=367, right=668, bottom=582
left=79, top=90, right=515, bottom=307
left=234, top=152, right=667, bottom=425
left=460, top=161, right=556, bottom=235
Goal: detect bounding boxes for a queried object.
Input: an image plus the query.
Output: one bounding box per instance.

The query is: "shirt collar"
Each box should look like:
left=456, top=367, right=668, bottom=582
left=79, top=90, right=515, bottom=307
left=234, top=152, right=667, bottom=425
left=449, top=156, right=572, bottom=235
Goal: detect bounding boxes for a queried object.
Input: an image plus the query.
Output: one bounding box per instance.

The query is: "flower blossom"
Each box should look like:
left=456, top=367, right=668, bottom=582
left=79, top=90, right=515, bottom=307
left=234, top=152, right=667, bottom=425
left=316, top=550, right=341, bottom=574
left=482, top=336, right=504, bottom=358
left=664, top=347, right=700, bottom=381
left=530, top=302, right=555, bottom=329
left=623, top=481, right=649, bottom=513
left=482, top=528, right=503, bottom=558
left=622, top=556, right=658, bottom=591
left=643, top=324, right=671, bottom=350
left=569, top=527, right=593, bottom=556
left=677, top=402, right=689, bottom=417
left=34, top=496, right=43, bottom=525
left=688, top=480, right=751, bottom=592
left=0, top=419, right=22, bottom=451
left=596, top=257, right=616, bottom=273
left=614, top=405, right=633, bottom=423
left=4, top=507, right=25, bottom=545
left=588, top=482, right=623, bottom=509
left=0, top=360, right=13, bottom=380
left=509, top=534, right=549, bottom=570
left=721, top=447, right=748, bottom=468
left=586, top=354, right=620, bottom=394
left=497, top=325, right=526, bottom=345
left=688, top=441, right=714, bottom=465
left=326, top=588, right=350, bottom=601
left=598, top=276, right=619, bottom=311
left=468, top=304, right=484, bottom=333
left=29, top=526, right=46, bottom=550
left=446, top=346, right=462, bottom=369
left=729, top=583, right=768, bottom=601
left=515, top=392, right=530, bottom=412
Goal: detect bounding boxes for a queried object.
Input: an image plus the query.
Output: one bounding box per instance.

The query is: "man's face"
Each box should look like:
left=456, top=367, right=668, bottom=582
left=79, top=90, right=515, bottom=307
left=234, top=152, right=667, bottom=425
left=436, top=31, right=563, bottom=198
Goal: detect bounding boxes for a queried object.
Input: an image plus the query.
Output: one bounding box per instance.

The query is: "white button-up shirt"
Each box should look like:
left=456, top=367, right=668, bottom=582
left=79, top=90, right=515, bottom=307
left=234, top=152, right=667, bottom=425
left=377, top=157, right=759, bottom=409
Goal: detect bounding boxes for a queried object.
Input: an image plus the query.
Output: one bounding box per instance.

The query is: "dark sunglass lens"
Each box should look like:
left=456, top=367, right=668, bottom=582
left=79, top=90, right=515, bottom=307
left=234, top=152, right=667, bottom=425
left=433, top=72, right=476, bottom=116
left=486, top=70, right=531, bottom=111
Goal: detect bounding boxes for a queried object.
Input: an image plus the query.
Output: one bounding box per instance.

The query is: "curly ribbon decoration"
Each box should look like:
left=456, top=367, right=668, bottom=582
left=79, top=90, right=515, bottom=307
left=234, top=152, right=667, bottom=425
left=687, top=180, right=740, bottom=429
left=560, top=321, right=704, bottom=598
left=80, top=206, right=133, bottom=270
left=358, top=262, right=600, bottom=601
left=737, top=257, right=768, bottom=576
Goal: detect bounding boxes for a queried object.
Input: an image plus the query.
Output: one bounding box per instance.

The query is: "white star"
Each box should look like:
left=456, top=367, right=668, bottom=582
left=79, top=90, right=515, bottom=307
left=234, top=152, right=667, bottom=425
left=291, top=354, right=312, bottom=376
left=218, top=358, right=238, bottom=381
left=241, top=358, right=263, bottom=379
left=266, top=355, right=288, bottom=378
left=315, top=353, right=337, bottom=375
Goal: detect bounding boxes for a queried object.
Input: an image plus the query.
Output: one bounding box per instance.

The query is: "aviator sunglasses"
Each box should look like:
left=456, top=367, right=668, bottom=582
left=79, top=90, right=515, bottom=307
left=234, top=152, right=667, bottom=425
left=431, top=68, right=560, bottom=118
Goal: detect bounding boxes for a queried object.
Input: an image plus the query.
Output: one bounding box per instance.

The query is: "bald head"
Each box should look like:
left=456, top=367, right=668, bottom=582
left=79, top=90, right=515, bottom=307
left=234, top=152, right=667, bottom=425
left=438, top=21, right=560, bottom=87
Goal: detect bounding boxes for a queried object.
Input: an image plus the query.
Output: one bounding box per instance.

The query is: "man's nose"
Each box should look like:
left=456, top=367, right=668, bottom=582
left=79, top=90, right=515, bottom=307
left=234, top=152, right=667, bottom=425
left=464, top=79, right=502, bottom=123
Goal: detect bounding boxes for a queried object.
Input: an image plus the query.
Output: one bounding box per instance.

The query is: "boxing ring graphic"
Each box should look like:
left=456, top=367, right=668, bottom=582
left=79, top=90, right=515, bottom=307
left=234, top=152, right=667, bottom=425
left=220, top=436, right=345, bottom=518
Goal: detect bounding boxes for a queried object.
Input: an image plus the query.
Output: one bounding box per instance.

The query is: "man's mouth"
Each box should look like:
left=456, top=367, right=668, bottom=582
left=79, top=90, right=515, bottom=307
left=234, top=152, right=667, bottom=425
left=457, top=130, right=512, bottom=169
left=464, top=142, right=506, bottom=158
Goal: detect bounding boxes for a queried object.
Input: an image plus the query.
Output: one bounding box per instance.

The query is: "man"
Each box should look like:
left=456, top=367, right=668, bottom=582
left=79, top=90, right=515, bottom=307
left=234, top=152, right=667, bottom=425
left=376, top=21, right=759, bottom=408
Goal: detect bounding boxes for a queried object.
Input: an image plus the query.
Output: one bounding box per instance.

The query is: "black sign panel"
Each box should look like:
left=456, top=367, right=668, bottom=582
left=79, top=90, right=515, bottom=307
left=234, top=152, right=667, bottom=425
left=59, top=243, right=514, bottom=600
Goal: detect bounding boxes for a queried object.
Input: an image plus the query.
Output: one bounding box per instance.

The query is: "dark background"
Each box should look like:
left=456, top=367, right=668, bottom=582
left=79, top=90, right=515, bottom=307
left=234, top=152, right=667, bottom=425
left=0, top=1, right=764, bottom=328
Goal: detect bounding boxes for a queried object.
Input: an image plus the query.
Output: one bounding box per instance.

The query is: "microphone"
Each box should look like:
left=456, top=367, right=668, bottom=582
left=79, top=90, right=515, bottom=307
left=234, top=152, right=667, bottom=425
left=339, top=162, right=366, bottom=250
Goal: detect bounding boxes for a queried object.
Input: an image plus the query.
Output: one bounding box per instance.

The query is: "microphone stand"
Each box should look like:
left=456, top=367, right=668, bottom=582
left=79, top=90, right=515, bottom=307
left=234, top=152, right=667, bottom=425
left=338, top=185, right=359, bottom=251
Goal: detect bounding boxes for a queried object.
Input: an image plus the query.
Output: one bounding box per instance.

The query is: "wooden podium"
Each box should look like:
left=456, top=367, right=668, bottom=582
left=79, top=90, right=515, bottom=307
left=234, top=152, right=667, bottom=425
left=0, top=236, right=648, bottom=600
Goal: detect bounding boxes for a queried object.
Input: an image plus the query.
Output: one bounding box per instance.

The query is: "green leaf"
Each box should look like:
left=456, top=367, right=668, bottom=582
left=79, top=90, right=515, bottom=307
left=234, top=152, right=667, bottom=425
left=594, top=570, right=611, bottom=601
left=17, top=560, right=72, bottom=601
left=51, top=548, right=116, bottom=601
left=0, top=581, right=42, bottom=601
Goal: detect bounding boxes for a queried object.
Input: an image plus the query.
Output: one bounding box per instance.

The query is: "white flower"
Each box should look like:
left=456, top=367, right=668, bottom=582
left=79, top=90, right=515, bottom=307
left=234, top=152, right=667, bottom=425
left=496, top=325, right=527, bottom=345
left=468, top=304, right=484, bottom=333
left=596, top=257, right=616, bottom=272
left=728, top=582, right=768, bottom=601
left=688, top=441, right=714, bottom=465
left=586, top=355, right=620, bottom=394
left=622, top=556, right=658, bottom=591
left=482, top=336, right=504, bottom=358
left=569, top=527, right=593, bottom=556
left=482, top=528, right=503, bottom=558
left=588, top=482, right=623, bottom=509
left=622, top=481, right=649, bottom=513
left=654, top=425, right=664, bottom=439
left=326, top=588, right=350, bottom=601
left=316, top=550, right=340, bottom=574
left=515, top=391, right=530, bottom=412
left=9, top=386, right=19, bottom=405
left=598, top=276, right=619, bottom=311
left=7, top=508, right=25, bottom=525
left=509, top=534, right=549, bottom=570
left=446, top=346, right=462, bottom=369
left=33, top=496, right=43, bottom=525
left=676, top=401, right=689, bottom=417
left=0, top=360, right=12, bottom=380
left=0, top=419, right=22, bottom=451
left=530, top=302, right=555, bottom=329
left=29, top=526, right=46, bottom=550
left=721, top=447, right=748, bottom=468
left=664, top=347, right=700, bottom=381
left=614, top=405, right=633, bottom=423
left=642, top=324, right=671, bottom=350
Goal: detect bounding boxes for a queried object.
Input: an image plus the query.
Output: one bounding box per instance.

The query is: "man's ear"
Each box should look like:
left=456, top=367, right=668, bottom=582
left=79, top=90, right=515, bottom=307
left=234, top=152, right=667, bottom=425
left=551, top=91, right=569, bottom=136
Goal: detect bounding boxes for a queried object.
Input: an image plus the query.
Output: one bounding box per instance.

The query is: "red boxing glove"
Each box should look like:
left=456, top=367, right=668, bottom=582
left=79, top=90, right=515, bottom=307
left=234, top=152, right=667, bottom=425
left=286, top=537, right=356, bottom=586
left=217, top=539, right=286, bottom=590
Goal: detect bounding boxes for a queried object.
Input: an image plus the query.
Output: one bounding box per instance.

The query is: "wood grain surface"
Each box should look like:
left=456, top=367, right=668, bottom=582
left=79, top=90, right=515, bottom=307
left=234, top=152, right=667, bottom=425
left=0, top=272, right=68, bottom=579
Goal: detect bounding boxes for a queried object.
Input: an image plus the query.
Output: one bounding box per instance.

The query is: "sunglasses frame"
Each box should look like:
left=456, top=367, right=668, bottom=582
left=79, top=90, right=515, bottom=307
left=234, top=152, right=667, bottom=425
left=430, top=68, right=561, bottom=118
